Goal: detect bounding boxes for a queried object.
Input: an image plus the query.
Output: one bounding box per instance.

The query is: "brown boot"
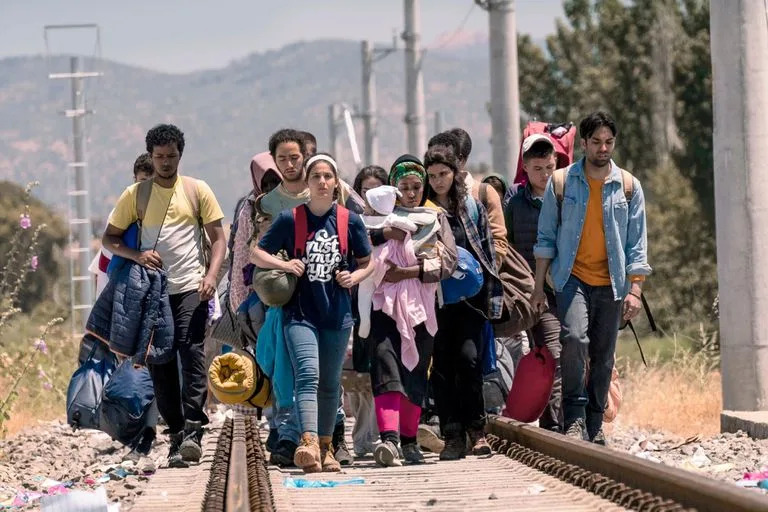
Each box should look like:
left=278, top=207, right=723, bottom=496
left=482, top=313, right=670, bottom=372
left=468, top=429, right=492, bottom=456
left=319, top=436, right=341, bottom=472
left=293, top=432, right=321, bottom=473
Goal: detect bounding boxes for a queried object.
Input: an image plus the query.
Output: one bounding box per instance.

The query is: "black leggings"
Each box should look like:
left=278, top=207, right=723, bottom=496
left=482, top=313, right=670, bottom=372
left=432, top=302, right=486, bottom=433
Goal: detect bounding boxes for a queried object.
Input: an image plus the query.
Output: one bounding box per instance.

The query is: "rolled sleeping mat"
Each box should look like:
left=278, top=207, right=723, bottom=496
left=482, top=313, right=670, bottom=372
left=208, top=351, right=272, bottom=408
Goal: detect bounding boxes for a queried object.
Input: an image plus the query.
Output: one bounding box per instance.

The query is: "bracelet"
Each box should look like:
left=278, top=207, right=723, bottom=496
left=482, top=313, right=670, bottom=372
left=628, top=291, right=642, bottom=299
left=418, top=262, right=425, bottom=282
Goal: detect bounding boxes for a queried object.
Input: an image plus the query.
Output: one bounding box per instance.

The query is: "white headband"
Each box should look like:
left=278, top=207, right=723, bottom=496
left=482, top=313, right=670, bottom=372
left=305, top=154, right=338, bottom=175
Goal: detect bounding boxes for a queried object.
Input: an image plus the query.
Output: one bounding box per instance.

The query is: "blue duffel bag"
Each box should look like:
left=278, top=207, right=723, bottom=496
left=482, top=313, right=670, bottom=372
left=98, top=359, right=158, bottom=446
left=66, top=335, right=117, bottom=430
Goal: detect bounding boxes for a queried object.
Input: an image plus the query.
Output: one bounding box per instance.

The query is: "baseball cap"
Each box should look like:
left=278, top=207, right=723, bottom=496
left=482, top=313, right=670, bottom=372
left=522, top=134, right=555, bottom=155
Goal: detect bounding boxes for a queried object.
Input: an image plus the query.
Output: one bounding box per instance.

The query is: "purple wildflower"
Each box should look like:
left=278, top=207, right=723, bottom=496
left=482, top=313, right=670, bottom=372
left=38, top=368, right=47, bottom=379
left=30, top=255, right=39, bottom=271
left=42, top=382, right=53, bottom=391
left=19, top=214, right=31, bottom=230
left=33, top=338, right=48, bottom=354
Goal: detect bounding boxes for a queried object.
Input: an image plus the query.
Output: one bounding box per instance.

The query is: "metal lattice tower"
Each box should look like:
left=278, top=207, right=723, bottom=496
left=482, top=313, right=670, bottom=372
left=44, top=24, right=102, bottom=337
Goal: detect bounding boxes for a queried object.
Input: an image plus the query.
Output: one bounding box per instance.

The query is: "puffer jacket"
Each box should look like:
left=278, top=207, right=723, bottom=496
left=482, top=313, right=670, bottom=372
left=504, top=183, right=541, bottom=272
left=86, top=261, right=175, bottom=365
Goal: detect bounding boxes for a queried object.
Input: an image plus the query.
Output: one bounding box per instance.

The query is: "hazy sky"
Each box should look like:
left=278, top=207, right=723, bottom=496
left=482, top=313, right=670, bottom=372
left=1, top=0, right=564, bottom=72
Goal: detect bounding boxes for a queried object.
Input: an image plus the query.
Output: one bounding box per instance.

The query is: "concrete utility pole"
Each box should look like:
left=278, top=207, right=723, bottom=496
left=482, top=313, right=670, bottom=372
left=328, top=103, right=340, bottom=158
left=361, top=38, right=397, bottom=167
left=434, top=111, right=443, bottom=135
left=711, top=0, right=768, bottom=437
left=477, top=0, right=520, bottom=181
left=45, top=25, right=101, bottom=337
left=403, top=0, right=427, bottom=158
left=361, top=41, right=377, bottom=166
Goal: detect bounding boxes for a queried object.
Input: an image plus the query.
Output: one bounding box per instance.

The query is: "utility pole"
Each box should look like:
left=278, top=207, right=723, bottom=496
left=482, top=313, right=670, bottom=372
left=361, top=37, right=398, bottom=167
left=45, top=25, right=101, bottom=338
left=361, top=41, right=377, bottom=167
left=477, top=0, right=519, bottom=181
left=711, top=0, right=768, bottom=434
left=403, top=0, right=427, bottom=158
left=328, top=104, right=340, bottom=158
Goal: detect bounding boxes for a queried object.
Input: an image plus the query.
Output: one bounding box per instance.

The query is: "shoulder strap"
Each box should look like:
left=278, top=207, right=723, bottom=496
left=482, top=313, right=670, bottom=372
left=293, top=205, right=308, bottom=259
left=336, top=205, right=349, bottom=255
left=181, top=176, right=201, bottom=222
left=479, top=183, right=489, bottom=210
left=135, top=179, right=153, bottom=222
left=551, top=168, right=566, bottom=203
left=621, top=169, right=635, bottom=202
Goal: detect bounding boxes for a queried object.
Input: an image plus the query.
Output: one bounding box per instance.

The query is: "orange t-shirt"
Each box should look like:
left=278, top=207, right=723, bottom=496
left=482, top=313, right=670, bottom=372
left=571, top=177, right=612, bottom=286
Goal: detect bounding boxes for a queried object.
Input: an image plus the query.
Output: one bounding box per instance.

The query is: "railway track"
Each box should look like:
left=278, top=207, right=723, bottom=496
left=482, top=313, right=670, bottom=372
left=200, top=413, right=768, bottom=512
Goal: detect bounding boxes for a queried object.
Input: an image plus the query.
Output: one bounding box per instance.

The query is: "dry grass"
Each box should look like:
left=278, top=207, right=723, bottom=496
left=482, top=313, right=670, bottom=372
left=615, top=347, right=721, bottom=437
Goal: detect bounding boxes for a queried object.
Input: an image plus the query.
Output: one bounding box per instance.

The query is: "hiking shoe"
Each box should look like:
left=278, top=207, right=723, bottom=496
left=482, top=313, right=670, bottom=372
left=179, top=420, right=204, bottom=463
left=591, top=429, right=607, bottom=446
left=565, top=418, right=588, bottom=441
left=439, top=424, right=466, bottom=461
left=266, top=428, right=279, bottom=452
left=167, top=431, right=188, bottom=469
left=319, top=436, right=341, bottom=472
left=468, top=429, right=492, bottom=456
left=417, top=423, right=445, bottom=454
left=294, top=433, right=322, bottom=473
left=373, top=440, right=402, bottom=467
left=332, top=422, right=354, bottom=466
left=401, top=442, right=425, bottom=464
left=269, top=440, right=297, bottom=467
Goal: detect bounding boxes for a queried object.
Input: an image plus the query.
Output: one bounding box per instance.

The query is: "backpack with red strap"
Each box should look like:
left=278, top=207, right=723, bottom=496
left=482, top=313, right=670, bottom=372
left=513, top=121, right=578, bottom=186
left=293, top=203, right=350, bottom=264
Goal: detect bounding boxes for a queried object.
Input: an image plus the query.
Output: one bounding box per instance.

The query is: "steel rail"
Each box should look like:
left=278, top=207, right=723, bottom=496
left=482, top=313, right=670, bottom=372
left=487, top=415, right=768, bottom=512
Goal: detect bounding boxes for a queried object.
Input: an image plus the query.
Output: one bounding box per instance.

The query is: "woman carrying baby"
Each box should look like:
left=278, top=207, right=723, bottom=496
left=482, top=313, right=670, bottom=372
left=365, top=154, right=457, bottom=467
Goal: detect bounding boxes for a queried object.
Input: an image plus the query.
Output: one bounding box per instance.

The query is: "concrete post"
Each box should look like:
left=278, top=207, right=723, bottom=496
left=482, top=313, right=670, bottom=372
left=403, top=0, right=427, bottom=158
left=361, top=41, right=378, bottom=166
left=711, top=1, right=768, bottom=424
left=485, top=0, right=519, bottom=181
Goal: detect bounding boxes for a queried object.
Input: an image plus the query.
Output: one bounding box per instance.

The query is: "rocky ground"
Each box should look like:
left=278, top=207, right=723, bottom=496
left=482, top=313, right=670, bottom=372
left=1, top=418, right=767, bottom=510
left=606, top=423, right=768, bottom=490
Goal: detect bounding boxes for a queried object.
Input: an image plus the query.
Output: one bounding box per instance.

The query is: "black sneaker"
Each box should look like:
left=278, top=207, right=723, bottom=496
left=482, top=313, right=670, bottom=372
left=401, top=442, right=425, bottom=464
left=123, top=429, right=155, bottom=464
left=179, top=420, right=203, bottom=463
left=565, top=418, right=588, bottom=441
left=168, top=431, right=188, bottom=468
left=269, top=439, right=297, bottom=467
left=591, top=428, right=607, bottom=446
left=332, top=422, right=354, bottom=466
left=266, top=428, right=279, bottom=452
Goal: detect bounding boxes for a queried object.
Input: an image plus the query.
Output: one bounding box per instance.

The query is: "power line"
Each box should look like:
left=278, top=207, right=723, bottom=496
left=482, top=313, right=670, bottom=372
left=426, top=3, right=477, bottom=51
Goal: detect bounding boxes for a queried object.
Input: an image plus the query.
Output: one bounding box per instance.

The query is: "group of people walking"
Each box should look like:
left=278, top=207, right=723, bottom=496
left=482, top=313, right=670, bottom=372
left=98, top=109, right=650, bottom=472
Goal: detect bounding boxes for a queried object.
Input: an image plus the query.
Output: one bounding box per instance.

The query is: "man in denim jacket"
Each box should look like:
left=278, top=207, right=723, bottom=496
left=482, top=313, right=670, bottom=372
left=532, top=111, right=651, bottom=444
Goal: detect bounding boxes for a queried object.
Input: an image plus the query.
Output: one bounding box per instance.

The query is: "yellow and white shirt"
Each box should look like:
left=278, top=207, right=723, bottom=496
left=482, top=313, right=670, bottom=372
left=108, top=176, right=224, bottom=295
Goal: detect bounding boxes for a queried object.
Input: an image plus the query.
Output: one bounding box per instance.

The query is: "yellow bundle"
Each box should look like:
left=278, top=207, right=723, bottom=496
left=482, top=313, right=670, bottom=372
left=208, top=351, right=272, bottom=408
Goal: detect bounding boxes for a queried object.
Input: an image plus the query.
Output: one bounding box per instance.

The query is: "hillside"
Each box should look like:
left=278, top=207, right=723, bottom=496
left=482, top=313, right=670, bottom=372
left=0, top=40, right=492, bottom=222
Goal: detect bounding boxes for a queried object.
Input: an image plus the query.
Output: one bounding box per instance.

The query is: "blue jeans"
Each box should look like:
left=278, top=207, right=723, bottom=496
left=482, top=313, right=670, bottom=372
left=284, top=320, right=351, bottom=437
left=556, top=275, right=622, bottom=438
left=266, top=404, right=300, bottom=444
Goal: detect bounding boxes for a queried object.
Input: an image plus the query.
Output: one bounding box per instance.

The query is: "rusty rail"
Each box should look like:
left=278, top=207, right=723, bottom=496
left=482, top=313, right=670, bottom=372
left=487, top=415, right=768, bottom=512
left=202, top=414, right=274, bottom=512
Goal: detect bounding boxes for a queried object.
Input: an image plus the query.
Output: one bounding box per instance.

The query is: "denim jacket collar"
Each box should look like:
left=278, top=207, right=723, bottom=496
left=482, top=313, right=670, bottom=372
left=569, top=157, right=623, bottom=186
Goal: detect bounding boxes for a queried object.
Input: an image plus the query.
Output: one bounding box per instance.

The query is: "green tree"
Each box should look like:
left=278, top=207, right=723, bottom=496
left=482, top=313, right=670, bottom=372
left=0, top=181, right=67, bottom=312
left=644, top=163, right=717, bottom=330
